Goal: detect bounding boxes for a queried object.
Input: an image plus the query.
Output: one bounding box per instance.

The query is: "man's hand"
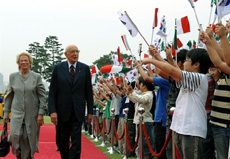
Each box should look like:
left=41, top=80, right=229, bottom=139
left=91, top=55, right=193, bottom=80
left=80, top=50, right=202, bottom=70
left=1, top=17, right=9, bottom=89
left=50, top=112, right=58, bottom=125
left=37, top=114, right=44, bottom=127
left=87, top=114, right=93, bottom=125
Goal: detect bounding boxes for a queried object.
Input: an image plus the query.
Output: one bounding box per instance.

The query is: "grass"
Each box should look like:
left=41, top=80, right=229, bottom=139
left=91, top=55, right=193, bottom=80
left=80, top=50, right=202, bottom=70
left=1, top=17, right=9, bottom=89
left=83, top=133, right=137, bottom=159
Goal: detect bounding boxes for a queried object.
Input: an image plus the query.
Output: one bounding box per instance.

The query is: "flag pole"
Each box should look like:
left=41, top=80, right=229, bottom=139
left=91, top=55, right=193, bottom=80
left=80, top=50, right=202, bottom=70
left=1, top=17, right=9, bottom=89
left=216, top=0, right=222, bottom=23
left=175, top=19, right=177, bottom=64
left=151, top=28, right=155, bottom=45
left=197, top=24, right=202, bottom=48
left=192, top=8, right=203, bottom=31
left=129, top=50, right=135, bottom=61
left=208, top=1, right=213, bottom=25
left=125, top=11, right=150, bottom=47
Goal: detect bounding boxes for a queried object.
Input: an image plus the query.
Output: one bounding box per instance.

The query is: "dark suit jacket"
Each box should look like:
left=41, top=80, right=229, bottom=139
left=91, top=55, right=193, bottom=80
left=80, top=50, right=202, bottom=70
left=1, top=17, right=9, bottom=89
left=48, top=61, right=93, bottom=122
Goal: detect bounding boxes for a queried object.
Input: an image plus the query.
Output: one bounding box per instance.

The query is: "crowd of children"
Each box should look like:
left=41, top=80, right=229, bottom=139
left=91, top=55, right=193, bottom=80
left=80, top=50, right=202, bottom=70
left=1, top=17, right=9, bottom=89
left=90, top=21, right=230, bottom=159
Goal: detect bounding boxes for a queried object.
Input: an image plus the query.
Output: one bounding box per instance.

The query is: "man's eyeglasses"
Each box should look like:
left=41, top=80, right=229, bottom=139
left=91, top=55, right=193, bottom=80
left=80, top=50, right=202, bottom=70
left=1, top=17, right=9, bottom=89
left=69, top=50, right=80, bottom=54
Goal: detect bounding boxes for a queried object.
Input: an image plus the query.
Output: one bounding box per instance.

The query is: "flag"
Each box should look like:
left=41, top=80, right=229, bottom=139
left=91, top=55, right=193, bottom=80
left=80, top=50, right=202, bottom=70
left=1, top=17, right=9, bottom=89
left=125, top=68, right=138, bottom=82
left=172, top=26, right=177, bottom=57
left=118, top=11, right=138, bottom=37
left=161, top=41, right=165, bottom=51
left=188, top=0, right=195, bottom=8
left=121, top=34, right=131, bottom=50
left=176, top=16, right=191, bottom=35
left=185, top=40, right=192, bottom=50
left=152, top=8, right=158, bottom=28
left=138, top=43, right=142, bottom=56
left=193, top=40, right=197, bottom=48
left=117, top=46, right=123, bottom=63
left=144, top=53, right=149, bottom=58
left=100, top=65, right=131, bottom=74
left=113, top=74, right=121, bottom=85
left=177, top=38, right=183, bottom=48
left=156, top=16, right=167, bottom=37
left=172, top=44, right=176, bottom=57
left=214, top=0, right=230, bottom=21
left=91, top=65, right=99, bottom=74
left=111, top=54, right=120, bottom=66
left=128, top=58, right=133, bottom=67
left=91, top=74, right=96, bottom=84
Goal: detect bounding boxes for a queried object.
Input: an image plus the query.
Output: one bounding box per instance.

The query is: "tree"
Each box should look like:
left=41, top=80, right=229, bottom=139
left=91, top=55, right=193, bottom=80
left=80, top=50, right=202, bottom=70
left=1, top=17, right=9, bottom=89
left=44, top=36, right=65, bottom=82
left=92, top=51, right=134, bottom=69
left=27, top=35, right=65, bottom=83
left=27, top=42, right=46, bottom=74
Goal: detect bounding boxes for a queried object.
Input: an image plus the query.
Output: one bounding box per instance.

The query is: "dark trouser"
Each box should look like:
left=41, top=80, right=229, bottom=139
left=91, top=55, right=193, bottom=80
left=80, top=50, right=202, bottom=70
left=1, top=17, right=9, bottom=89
left=202, top=120, right=216, bottom=159
left=58, top=110, right=82, bottom=159
left=166, top=126, right=172, bottom=159
left=56, top=124, right=60, bottom=148
left=126, top=120, right=136, bottom=157
left=154, top=122, right=167, bottom=159
left=175, top=132, right=203, bottom=159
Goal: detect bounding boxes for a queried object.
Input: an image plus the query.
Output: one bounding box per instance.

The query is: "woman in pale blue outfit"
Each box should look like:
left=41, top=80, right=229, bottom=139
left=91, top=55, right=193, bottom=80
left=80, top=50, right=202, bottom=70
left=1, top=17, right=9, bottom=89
left=3, top=52, right=47, bottom=159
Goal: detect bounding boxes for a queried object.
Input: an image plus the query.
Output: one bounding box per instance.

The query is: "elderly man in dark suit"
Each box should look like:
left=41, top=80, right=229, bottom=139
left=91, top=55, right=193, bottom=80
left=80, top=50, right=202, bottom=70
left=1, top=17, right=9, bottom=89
left=48, top=44, right=93, bottom=159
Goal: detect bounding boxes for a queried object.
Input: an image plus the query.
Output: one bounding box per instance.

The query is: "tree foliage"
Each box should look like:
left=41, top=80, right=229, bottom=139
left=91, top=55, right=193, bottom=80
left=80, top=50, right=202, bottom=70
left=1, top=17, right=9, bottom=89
left=92, top=51, right=134, bottom=69
left=27, top=35, right=65, bottom=83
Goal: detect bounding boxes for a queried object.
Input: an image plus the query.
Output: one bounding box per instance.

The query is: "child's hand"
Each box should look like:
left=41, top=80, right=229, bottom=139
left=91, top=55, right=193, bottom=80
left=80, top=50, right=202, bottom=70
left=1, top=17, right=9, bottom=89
left=226, top=20, right=230, bottom=34
left=165, top=46, right=172, bottom=57
left=205, top=26, right=214, bottom=38
left=216, top=23, right=227, bottom=39
left=199, top=31, right=211, bottom=45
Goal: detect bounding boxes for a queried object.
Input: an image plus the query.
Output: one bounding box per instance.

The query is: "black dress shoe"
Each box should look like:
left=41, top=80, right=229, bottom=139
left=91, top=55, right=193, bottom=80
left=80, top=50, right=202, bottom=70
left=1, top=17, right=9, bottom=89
left=56, top=147, right=60, bottom=151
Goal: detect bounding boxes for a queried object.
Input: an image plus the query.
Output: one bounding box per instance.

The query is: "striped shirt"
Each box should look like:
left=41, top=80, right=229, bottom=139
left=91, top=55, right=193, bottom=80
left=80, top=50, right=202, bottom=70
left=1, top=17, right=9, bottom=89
left=210, top=74, right=230, bottom=128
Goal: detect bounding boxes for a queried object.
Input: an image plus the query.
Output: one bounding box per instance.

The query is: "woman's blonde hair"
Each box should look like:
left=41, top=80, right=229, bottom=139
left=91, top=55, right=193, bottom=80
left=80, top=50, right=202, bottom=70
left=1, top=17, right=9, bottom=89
left=16, top=52, right=33, bottom=69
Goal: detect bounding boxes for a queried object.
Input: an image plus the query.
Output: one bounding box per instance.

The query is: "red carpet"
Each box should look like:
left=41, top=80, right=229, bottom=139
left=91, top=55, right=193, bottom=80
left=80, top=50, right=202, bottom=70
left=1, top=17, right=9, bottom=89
left=1, top=124, right=109, bottom=159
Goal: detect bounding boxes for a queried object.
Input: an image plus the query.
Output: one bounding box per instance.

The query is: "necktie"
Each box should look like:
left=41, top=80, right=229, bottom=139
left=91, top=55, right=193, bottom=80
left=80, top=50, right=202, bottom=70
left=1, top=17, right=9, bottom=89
left=70, top=65, right=75, bottom=84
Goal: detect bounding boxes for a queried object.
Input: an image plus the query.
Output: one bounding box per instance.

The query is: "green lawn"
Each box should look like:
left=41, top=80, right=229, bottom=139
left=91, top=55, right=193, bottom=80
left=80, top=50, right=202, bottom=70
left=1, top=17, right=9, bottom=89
left=83, top=133, right=137, bottom=159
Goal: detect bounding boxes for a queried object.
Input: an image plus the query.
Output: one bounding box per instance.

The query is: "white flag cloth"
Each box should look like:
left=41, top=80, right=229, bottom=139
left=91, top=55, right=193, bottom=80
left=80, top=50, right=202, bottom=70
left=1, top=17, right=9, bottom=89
left=111, top=54, right=120, bottom=66
left=188, top=0, right=195, bottom=8
left=156, top=16, right=167, bottom=37
left=214, top=0, right=230, bottom=21
left=125, top=68, right=138, bottom=82
left=118, top=11, right=138, bottom=37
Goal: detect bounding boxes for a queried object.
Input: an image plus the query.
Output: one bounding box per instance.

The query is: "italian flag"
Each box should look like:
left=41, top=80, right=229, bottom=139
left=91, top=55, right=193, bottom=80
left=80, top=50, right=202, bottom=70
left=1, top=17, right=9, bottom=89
left=193, top=40, right=196, bottom=49
left=185, top=40, right=192, bottom=50
left=176, top=16, right=190, bottom=35
left=177, top=38, right=183, bottom=48
left=100, top=65, right=131, bottom=74
left=91, top=65, right=99, bottom=74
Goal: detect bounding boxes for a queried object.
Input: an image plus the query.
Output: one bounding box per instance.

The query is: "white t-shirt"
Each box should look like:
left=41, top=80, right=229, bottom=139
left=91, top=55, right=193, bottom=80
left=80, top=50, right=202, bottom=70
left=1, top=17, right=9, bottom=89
left=170, top=71, right=208, bottom=139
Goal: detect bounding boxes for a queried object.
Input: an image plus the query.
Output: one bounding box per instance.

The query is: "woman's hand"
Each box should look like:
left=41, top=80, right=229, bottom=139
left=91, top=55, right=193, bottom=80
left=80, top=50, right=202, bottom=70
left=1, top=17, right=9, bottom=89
left=3, top=118, right=9, bottom=123
left=37, top=114, right=44, bottom=127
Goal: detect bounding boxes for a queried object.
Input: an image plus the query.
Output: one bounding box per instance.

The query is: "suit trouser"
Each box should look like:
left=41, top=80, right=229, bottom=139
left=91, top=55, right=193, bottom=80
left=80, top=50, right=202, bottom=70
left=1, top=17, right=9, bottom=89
left=58, top=111, right=82, bottom=159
